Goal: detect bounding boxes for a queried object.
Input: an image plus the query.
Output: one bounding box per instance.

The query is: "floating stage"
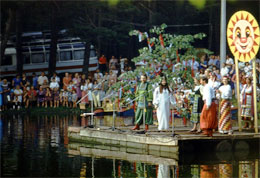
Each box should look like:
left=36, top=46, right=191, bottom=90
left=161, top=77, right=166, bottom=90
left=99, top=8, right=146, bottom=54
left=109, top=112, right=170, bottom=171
left=68, top=116, right=260, bottom=164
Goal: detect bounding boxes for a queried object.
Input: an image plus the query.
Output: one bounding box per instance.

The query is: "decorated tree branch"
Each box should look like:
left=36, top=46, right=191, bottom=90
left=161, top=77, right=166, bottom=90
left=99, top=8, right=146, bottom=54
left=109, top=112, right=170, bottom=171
left=109, top=24, right=212, bottom=107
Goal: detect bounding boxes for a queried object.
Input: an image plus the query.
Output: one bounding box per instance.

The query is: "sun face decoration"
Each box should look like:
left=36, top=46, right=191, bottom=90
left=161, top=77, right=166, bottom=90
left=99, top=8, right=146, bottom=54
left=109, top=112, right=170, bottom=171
left=227, top=11, right=260, bottom=62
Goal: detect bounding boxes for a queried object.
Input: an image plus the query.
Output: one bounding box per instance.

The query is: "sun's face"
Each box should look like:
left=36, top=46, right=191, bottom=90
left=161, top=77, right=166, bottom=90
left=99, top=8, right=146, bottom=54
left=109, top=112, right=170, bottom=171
left=227, top=11, right=260, bottom=62
left=233, top=20, right=254, bottom=53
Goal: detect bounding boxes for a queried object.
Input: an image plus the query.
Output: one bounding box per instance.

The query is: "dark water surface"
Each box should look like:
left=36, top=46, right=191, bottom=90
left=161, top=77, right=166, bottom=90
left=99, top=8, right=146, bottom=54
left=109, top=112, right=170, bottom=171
left=0, top=113, right=259, bottom=177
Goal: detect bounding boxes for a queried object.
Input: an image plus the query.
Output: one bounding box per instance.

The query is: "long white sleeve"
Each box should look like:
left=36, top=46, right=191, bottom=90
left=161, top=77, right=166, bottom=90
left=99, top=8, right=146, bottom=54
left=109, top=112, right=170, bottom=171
left=153, top=87, right=160, bottom=106
left=203, top=84, right=212, bottom=107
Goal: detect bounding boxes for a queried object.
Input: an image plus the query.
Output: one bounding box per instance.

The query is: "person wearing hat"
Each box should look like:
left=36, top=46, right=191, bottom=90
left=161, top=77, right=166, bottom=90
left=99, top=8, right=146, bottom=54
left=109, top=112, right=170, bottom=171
left=153, top=75, right=176, bottom=131
left=132, top=73, right=153, bottom=131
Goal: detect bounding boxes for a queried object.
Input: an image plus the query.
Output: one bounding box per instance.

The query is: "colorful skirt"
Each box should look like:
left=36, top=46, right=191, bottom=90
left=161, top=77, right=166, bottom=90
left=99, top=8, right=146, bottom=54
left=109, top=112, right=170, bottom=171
left=241, top=94, right=253, bottom=118
left=218, top=99, right=232, bottom=132
left=200, top=101, right=218, bottom=130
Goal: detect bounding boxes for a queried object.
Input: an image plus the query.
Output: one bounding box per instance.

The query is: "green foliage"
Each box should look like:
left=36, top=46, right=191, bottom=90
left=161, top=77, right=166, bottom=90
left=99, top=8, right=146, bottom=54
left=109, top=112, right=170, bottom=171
left=112, top=24, right=212, bottom=103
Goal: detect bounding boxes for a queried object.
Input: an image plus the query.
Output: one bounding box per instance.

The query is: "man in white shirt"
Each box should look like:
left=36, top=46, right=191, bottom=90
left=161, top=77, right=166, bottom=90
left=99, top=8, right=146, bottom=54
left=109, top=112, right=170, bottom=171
left=200, top=77, right=217, bottom=137
left=49, top=77, right=60, bottom=90
left=38, top=72, right=48, bottom=86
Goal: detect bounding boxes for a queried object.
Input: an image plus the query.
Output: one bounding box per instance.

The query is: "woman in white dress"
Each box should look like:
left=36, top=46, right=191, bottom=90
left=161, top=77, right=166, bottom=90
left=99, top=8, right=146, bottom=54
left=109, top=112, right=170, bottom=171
left=153, top=76, right=176, bottom=131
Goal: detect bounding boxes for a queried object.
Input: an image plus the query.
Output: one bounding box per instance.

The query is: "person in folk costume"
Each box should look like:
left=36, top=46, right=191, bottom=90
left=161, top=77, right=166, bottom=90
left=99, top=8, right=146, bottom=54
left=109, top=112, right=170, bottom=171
left=240, top=77, right=254, bottom=129
left=132, top=73, right=153, bottom=131
left=189, top=77, right=204, bottom=133
left=200, top=77, right=218, bottom=137
left=217, top=76, right=233, bottom=134
left=153, top=75, right=176, bottom=131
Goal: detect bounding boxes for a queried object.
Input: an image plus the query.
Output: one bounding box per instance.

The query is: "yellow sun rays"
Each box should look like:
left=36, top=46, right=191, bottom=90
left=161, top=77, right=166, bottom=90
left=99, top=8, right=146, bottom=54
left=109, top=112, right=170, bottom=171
left=227, top=11, right=260, bottom=62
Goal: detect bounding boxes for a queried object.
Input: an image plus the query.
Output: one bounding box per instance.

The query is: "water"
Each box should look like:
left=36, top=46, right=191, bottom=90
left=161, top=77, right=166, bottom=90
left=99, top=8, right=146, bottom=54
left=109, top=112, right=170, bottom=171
left=0, top=113, right=259, bottom=177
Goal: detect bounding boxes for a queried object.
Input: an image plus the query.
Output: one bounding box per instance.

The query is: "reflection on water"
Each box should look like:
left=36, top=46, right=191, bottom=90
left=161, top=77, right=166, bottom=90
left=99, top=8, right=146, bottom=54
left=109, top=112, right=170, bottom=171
left=0, top=113, right=259, bottom=177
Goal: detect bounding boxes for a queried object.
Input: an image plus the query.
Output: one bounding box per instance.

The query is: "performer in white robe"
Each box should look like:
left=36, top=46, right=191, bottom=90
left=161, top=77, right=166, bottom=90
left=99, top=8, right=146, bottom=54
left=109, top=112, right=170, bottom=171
left=153, top=76, right=176, bottom=131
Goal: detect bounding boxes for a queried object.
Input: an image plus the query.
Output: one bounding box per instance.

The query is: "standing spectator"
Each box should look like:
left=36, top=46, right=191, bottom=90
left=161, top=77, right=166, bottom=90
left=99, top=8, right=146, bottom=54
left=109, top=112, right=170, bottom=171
left=52, top=72, right=60, bottom=84
left=12, top=74, right=21, bottom=87
left=63, top=72, right=71, bottom=90
left=109, top=56, right=118, bottom=70
left=72, top=73, right=81, bottom=99
left=38, top=72, right=48, bottom=86
left=108, top=70, right=117, bottom=87
left=80, top=79, right=89, bottom=104
left=2, top=79, right=10, bottom=110
left=120, top=56, right=128, bottom=72
left=67, top=81, right=74, bottom=108
left=32, top=73, right=38, bottom=89
left=20, top=73, right=29, bottom=89
left=50, top=77, right=59, bottom=90
left=98, top=54, right=107, bottom=73
left=217, top=76, right=233, bottom=135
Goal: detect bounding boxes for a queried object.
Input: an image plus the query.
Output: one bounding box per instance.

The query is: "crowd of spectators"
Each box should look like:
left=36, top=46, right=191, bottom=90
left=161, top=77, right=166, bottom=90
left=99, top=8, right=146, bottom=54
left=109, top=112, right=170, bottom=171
left=0, top=55, right=132, bottom=111
left=0, top=53, right=259, bottom=113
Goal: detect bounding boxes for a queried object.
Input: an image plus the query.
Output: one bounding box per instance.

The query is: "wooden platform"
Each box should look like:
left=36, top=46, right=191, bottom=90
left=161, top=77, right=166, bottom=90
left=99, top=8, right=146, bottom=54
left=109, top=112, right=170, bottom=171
left=68, top=124, right=260, bottom=159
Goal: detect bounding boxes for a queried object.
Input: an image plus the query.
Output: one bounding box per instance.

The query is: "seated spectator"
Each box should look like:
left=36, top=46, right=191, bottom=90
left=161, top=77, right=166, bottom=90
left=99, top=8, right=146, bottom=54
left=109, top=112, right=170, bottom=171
left=108, top=70, right=117, bottom=87
left=94, top=69, right=103, bottom=80
left=37, top=86, right=45, bottom=107
left=44, top=87, right=53, bottom=108
left=41, top=80, right=49, bottom=89
left=62, top=89, right=69, bottom=107
left=53, top=87, right=60, bottom=108
left=13, top=85, right=23, bottom=110
left=28, top=86, right=37, bottom=107
left=72, top=89, right=78, bottom=108
left=80, top=79, right=89, bottom=104
left=23, top=87, right=29, bottom=108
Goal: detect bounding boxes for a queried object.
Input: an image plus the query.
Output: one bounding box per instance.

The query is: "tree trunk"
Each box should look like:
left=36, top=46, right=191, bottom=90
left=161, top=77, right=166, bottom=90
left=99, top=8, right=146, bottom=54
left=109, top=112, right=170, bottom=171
left=82, top=42, right=90, bottom=77
left=16, top=8, right=23, bottom=75
left=0, top=8, right=15, bottom=65
left=48, top=4, right=58, bottom=77
left=97, top=8, right=102, bottom=56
